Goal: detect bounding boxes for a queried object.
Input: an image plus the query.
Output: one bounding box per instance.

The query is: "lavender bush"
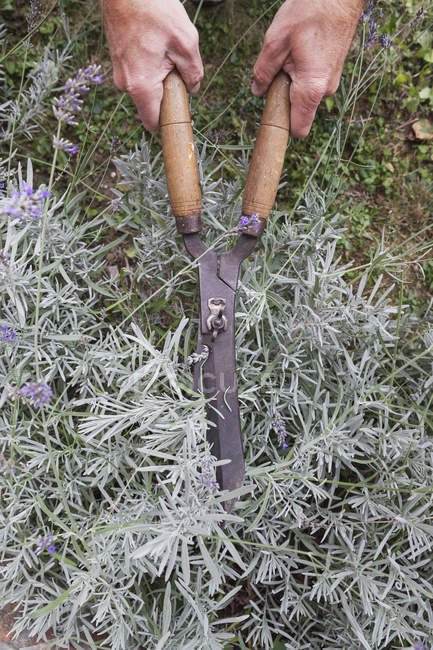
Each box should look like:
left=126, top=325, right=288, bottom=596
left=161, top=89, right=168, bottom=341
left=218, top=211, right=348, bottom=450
left=1, top=5, right=433, bottom=650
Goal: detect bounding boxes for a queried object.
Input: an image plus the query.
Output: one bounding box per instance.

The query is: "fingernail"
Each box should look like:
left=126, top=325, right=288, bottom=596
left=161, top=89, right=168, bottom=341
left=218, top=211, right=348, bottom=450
left=251, top=81, right=260, bottom=96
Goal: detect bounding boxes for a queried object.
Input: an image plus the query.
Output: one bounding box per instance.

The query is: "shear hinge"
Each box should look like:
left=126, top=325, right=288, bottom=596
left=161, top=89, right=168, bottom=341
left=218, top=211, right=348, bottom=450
left=207, top=297, right=228, bottom=341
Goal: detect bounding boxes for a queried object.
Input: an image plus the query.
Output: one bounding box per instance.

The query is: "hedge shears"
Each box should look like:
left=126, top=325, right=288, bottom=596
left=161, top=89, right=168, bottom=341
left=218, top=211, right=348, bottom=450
left=160, top=70, right=290, bottom=512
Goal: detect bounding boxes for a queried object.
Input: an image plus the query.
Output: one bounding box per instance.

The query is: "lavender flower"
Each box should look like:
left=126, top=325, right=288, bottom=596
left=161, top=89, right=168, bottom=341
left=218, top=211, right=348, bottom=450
left=110, top=136, right=120, bottom=153
left=0, top=182, right=4, bottom=190
left=238, top=212, right=260, bottom=231
left=53, top=136, right=79, bottom=155
left=198, top=457, right=219, bottom=494
left=19, top=381, right=53, bottom=409
left=187, top=345, right=209, bottom=366
left=110, top=197, right=122, bottom=213
left=26, top=0, right=41, bottom=32
left=360, top=2, right=391, bottom=50
left=366, top=16, right=378, bottom=48
left=52, top=64, right=103, bottom=156
left=274, top=414, right=289, bottom=450
left=410, top=6, right=424, bottom=28
left=1, top=325, right=17, bottom=344
left=0, top=183, right=50, bottom=222
left=380, top=33, right=392, bottom=48
left=53, top=64, right=102, bottom=125
left=34, top=535, right=56, bottom=556
left=414, top=642, right=429, bottom=650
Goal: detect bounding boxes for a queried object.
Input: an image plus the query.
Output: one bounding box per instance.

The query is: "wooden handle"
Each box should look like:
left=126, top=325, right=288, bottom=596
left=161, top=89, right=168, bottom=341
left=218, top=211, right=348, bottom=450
left=160, top=70, right=201, bottom=230
left=242, top=71, right=290, bottom=226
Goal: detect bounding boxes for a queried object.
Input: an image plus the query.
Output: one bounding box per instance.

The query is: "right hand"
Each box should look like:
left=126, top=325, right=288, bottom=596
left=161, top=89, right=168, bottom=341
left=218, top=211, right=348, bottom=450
left=100, top=0, right=204, bottom=131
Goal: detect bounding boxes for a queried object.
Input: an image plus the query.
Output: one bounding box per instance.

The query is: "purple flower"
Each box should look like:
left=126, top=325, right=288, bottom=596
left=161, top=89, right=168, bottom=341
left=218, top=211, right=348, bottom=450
left=26, top=0, right=41, bottom=31
left=238, top=213, right=260, bottom=231
left=53, top=64, right=103, bottom=125
left=414, top=642, right=429, bottom=650
left=187, top=344, right=209, bottom=366
left=110, top=136, right=120, bottom=153
left=52, top=64, right=102, bottom=157
left=274, top=414, right=289, bottom=450
left=0, top=183, right=4, bottom=190
left=411, top=6, right=424, bottom=28
left=34, top=535, right=56, bottom=556
left=53, top=136, right=79, bottom=155
left=19, top=381, right=53, bottom=409
left=198, top=457, right=219, bottom=494
left=0, top=183, right=50, bottom=223
left=110, top=197, right=122, bottom=213
left=0, top=250, right=9, bottom=266
left=1, top=326, right=17, bottom=344
left=360, top=2, right=392, bottom=50
left=380, top=33, right=392, bottom=48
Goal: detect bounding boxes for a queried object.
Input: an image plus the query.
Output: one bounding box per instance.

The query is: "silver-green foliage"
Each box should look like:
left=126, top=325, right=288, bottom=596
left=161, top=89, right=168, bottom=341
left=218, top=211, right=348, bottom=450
left=0, top=22, right=68, bottom=144
left=1, top=132, right=433, bottom=649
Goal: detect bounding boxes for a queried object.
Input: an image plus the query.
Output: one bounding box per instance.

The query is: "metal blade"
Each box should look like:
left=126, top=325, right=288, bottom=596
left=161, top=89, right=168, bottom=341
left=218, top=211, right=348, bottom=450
left=194, top=315, right=244, bottom=513
left=185, top=233, right=257, bottom=513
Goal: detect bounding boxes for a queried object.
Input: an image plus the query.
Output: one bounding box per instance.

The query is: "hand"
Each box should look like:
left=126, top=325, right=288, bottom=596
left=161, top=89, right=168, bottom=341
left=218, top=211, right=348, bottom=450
left=252, top=0, right=363, bottom=137
left=100, top=0, right=204, bottom=131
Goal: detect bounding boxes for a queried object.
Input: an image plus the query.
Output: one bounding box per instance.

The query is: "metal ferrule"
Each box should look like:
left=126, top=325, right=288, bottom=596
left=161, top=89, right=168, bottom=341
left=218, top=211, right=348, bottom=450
left=175, top=213, right=203, bottom=234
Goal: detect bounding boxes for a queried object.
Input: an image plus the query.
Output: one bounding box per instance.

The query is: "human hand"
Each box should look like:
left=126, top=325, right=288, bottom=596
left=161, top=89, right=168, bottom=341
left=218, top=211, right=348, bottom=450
left=252, top=0, right=363, bottom=137
left=100, top=0, right=204, bottom=131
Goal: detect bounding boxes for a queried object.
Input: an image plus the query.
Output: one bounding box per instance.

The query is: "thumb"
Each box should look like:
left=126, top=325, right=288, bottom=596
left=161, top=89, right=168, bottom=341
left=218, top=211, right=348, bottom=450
left=252, top=37, right=287, bottom=96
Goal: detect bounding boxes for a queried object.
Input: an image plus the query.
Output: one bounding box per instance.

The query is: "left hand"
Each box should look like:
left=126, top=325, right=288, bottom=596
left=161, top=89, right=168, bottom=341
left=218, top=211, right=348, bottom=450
left=252, top=0, right=363, bottom=137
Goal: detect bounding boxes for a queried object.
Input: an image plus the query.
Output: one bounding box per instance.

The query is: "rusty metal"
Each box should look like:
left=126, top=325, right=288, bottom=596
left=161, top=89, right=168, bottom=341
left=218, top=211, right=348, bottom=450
left=175, top=214, right=202, bottom=234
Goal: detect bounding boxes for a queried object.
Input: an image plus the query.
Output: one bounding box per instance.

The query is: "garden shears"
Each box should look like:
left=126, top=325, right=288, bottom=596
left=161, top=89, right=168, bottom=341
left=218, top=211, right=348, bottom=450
left=160, top=70, right=290, bottom=512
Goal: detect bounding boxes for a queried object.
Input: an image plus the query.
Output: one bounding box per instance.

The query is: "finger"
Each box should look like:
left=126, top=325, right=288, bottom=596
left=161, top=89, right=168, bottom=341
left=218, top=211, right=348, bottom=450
left=129, top=79, right=164, bottom=132
left=288, top=78, right=328, bottom=138
left=251, top=34, right=288, bottom=97
left=175, top=61, right=203, bottom=94
left=170, top=28, right=204, bottom=94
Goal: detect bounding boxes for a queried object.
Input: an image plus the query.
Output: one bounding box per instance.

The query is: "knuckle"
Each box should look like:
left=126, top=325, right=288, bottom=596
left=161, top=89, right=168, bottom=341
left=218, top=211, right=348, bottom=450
left=111, top=63, right=126, bottom=91
left=124, top=77, right=147, bottom=97
left=253, top=65, right=267, bottom=86
left=263, top=31, right=281, bottom=56
left=326, top=80, right=340, bottom=96
left=306, top=80, right=328, bottom=105
left=113, top=73, right=125, bottom=92
left=174, top=26, right=200, bottom=52
left=191, top=70, right=204, bottom=86
left=124, top=82, right=140, bottom=96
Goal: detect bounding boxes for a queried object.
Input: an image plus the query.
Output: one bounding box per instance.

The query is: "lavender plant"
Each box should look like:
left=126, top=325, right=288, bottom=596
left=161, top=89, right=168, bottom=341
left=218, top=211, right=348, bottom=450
left=1, top=134, right=432, bottom=649
left=0, top=23, right=6, bottom=87
left=0, top=45, right=69, bottom=144
left=1, top=4, right=433, bottom=650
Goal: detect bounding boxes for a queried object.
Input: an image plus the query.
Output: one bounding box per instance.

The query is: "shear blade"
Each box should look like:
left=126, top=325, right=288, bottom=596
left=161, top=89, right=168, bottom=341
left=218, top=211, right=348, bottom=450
left=185, top=233, right=257, bottom=513
left=194, top=330, right=244, bottom=512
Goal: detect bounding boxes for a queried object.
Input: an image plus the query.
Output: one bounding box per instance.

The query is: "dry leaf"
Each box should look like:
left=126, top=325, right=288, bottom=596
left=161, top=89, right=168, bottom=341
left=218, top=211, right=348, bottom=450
left=107, top=265, right=119, bottom=280
left=410, top=118, right=433, bottom=141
